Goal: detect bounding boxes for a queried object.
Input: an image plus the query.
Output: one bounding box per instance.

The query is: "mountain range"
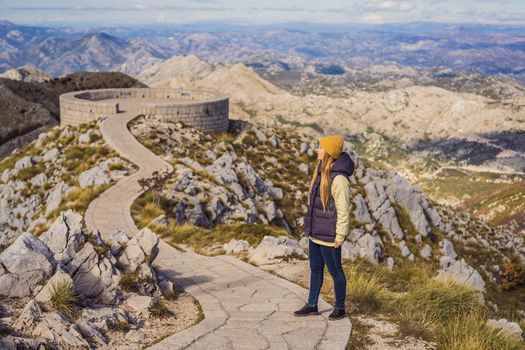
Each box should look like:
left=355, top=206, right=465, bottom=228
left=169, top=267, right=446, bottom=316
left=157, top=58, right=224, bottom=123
left=1, top=20, right=525, bottom=82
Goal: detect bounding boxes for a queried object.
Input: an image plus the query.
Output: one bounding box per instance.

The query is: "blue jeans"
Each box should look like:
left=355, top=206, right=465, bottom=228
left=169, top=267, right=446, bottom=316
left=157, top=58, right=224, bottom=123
left=307, top=238, right=347, bottom=309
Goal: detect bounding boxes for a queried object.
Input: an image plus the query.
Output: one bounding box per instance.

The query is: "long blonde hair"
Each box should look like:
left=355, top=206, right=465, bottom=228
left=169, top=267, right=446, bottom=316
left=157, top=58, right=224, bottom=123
left=307, top=151, right=335, bottom=211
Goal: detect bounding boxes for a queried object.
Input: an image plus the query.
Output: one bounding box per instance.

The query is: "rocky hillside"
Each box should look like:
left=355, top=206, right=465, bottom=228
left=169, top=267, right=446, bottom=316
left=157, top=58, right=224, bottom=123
left=136, top=55, right=525, bottom=143
left=0, top=120, right=136, bottom=246
left=136, top=54, right=525, bottom=239
left=0, top=120, right=201, bottom=348
left=0, top=71, right=146, bottom=157
left=0, top=210, right=197, bottom=349
left=128, top=116, right=525, bottom=317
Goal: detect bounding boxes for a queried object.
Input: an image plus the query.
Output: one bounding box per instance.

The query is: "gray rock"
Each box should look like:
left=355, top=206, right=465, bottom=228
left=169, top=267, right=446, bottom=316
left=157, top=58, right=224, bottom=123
left=0, top=233, right=55, bottom=297
left=341, top=241, right=359, bottom=261
left=364, top=181, right=404, bottom=240
left=237, top=162, right=267, bottom=194
left=128, top=330, right=146, bottom=343
left=357, top=233, right=383, bottom=265
left=0, top=336, right=42, bottom=350
left=249, top=236, right=307, bottom=265
left=107, top=229, right=129, bottom=246
left=420, top=244, right=432, bottom=259
left=206, top=196, right=225, bottom=222
left=400, top=241, right=411, bottom=257
left=78, top=131, right=92, bottom=144
left=79, top=163, right=111, bottom=188
left=349, top=228, right=365, bottom=242
left=187, top=203, right=212, bottom=228
left=117, top=227, right=160, bottom=273
left=171, top=165, right=194, bottom=191
left=1, top=169, right=17, bottom=183
left=204, top=153, right=238, bottom=185
left=298, top=163, right=309, bottom=175
left=15, top=156, right=33, bottom=170
left=206, top=150, right=217, bottom=160
left=42, top=148, right=61, bottom=162
left=180, top=157, right=205, bottom=172
left=268, top=186, right=284, bottom=200
left=385, top=173, right=431, bottom=237
left=68, top=243, right=120, bottom=303
left=32, top=312, right=89, bottom=348
left=12, top=300, right=43, bottom=331
left=30, top=173, right=47, bottom=187
left=158, top=279, right=175, bottom=296
left=45, top=181, right=71, bottom=216
left=268, top=135, right=280, bottom=147
left=263, top=201, right=282, bottom=222
left=173, top=202, right=187, bottom=223
left=486, top=318, right=523, bottom=340
left=81, top=307, right=130, bottom=332
left=75, top=318, right=108, bottom=346
left=230, top=182, right=246, bottom=200
left=300, top=143, right=309, bottom=153
left=254, top=128, right=267, bottom=142
left=299, top=236, right=309, bottom=251
left=35, top=266, right=74, bottom=303
left=125, top=295, right=153, bottom=317
left=353, top=194, right=372, bottom=224
left=150, top=214, right=168, bottom=227
left=35, top=132, right=48, bottom=148
left=223, top=239, right=252, bottom=254
left=437, top=256, right=486, bottom=292
left=441, top=239, right=457, bottom=259
left=40, top=210, right=85, bottom=263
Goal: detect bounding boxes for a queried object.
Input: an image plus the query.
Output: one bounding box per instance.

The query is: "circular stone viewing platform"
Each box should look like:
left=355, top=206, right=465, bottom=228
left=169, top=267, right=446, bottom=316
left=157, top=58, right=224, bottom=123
left=59, top=88, right=229, bottom=132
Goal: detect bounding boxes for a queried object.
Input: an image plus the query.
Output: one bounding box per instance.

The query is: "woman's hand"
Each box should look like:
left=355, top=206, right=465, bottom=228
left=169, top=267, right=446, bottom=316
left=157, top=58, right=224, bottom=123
left=334, top=241, right=342, bottom=248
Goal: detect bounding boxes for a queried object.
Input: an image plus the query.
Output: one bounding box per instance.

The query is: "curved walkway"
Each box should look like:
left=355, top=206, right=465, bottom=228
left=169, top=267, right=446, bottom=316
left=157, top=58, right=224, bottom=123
left=85, top=99, right=352, bottom=349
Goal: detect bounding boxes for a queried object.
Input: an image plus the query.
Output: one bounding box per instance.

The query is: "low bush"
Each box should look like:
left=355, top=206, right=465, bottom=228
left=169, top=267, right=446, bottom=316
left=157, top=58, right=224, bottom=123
left=500, top=257, right=525, bottom=291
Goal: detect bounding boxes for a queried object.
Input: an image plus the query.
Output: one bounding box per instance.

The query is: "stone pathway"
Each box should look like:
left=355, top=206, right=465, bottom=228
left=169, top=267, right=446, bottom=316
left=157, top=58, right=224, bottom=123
left=85, top=99, right=352, bottom=349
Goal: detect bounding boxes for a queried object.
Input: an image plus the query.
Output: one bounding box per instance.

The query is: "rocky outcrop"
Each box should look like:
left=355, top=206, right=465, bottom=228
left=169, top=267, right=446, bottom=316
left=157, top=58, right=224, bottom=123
left=39, top=210, right=85, bottom=263
left=0, top=233, right=55, bottom=297
left=436, top=256, right=485, bottom=292
left=0, top=210, right=170, bottom=348
left=79, top=163, right=111, bottom=188
left=223, top=238, right=252, bottom=254
left=249, top=236, right=307, bottom=265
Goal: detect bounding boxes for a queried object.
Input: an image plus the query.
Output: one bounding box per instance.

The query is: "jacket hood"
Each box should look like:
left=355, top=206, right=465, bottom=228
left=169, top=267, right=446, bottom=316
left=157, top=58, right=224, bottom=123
left=317, top=151, right=355, bottom=177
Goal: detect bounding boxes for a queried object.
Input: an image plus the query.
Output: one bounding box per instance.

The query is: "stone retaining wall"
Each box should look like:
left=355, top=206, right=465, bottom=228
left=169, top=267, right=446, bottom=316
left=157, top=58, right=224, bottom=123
left=60, top=88, right=229, bottom=132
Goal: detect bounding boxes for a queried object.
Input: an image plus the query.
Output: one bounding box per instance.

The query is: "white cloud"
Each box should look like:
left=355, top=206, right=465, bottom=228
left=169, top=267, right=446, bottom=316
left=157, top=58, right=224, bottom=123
left=366, top=1, right=416, bottom=12
left=361, top=12, right=385, bottom=23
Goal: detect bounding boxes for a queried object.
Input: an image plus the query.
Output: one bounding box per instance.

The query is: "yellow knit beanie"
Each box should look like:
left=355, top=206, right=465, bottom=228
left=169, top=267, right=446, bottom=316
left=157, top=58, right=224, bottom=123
left=319, top=135, right=344, bottom=159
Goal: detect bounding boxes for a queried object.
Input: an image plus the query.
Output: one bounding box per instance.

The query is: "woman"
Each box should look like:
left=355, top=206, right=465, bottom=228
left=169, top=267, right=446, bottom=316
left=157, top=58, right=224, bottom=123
left=294, top=134, right=354, bottom=321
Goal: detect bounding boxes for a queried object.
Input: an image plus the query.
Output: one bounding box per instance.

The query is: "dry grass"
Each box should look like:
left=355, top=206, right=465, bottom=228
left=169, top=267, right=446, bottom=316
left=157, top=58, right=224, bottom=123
left=49, top=280, right=79, bottom=319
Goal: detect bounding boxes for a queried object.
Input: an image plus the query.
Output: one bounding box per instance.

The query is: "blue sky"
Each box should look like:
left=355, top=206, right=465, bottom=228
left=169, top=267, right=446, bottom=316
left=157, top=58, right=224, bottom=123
left=2, top=0, right=525, bottom=27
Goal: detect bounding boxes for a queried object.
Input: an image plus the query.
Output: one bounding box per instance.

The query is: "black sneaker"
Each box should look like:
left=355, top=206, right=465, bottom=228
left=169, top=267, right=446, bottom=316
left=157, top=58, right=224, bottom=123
left=293, top=303, right=319, bottom=317
left=328, top=307, right=346, bottom=320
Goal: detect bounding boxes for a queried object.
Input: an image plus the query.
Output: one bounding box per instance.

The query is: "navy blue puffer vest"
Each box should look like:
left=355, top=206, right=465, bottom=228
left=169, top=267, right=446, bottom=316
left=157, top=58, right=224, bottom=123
left=304, top=152, right=355, bottom=242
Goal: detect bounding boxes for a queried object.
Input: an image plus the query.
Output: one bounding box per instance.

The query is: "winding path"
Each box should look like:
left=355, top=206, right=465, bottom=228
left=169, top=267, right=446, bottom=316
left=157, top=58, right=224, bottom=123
left=85, top=98, right=352, bottom=349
